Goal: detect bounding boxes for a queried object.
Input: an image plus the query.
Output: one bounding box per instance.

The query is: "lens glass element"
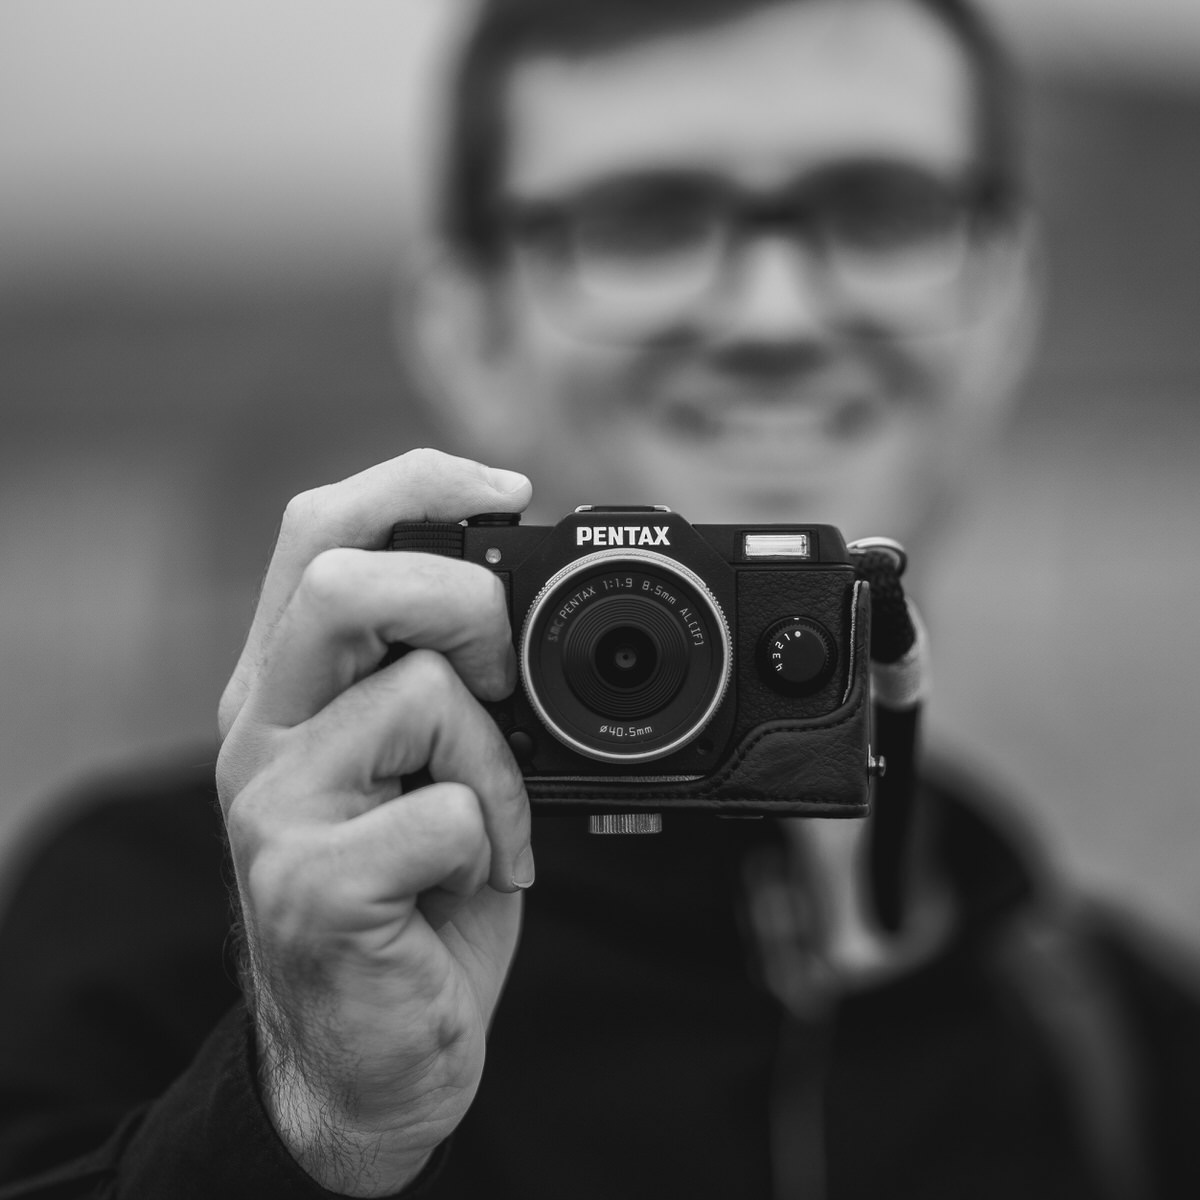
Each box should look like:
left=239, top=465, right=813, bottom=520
left=595, top=625, right=658, bottom=689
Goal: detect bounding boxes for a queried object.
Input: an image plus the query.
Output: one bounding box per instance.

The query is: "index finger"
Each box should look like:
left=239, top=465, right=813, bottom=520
left=220, top=448, right=531, bottom=735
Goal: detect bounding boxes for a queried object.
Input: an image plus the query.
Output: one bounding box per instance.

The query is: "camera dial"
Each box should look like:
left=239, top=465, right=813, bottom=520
left=757, top=617, right=837, bottom=695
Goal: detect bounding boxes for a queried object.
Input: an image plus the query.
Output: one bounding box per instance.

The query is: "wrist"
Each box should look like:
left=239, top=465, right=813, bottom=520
left=254, top=1017, right=444, bottom=1197
left=267, top=1078, right=436, bottom=1197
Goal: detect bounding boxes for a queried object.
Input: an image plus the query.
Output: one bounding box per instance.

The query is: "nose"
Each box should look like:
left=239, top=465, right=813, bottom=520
left=719, top=232, right=829, bottom=346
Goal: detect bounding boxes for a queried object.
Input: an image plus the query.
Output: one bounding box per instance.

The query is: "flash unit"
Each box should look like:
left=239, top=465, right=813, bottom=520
left=743, top=532, right=811, bottom=559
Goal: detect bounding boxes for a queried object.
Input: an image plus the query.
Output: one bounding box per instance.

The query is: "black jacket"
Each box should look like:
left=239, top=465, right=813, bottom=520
left=0, top=756, right=1197, bottom=1198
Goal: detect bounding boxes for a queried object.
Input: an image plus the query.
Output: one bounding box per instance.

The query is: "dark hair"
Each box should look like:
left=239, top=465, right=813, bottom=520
left=441, top=0, right=1020, bottom=267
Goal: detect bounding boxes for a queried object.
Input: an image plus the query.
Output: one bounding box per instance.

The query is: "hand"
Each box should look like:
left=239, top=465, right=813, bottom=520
left=216, top=448, right=534, bottom=1196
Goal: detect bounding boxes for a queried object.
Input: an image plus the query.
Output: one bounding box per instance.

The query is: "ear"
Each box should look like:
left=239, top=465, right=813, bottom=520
left=393, top=247, right=530, bottom=456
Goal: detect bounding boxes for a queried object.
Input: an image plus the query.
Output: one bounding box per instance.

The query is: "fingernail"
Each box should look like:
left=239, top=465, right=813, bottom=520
left=512, top=845, right=536, bottom=890
left=487, top=467, right=529, bottom=495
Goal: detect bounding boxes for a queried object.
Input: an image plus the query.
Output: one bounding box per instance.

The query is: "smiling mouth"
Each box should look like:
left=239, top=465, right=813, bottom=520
left=658, top=392, right=882, bottom=446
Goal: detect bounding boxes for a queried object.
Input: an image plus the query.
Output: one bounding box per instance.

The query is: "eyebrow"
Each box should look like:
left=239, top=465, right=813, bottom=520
left=499, top=157, right=994, bottom=211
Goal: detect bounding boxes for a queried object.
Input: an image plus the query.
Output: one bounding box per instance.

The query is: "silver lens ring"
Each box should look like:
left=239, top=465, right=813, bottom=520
left=519, top=548, right=732, bottom=764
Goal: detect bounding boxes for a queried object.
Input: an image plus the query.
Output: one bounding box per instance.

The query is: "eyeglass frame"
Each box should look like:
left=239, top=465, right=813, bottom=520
left=492, top=158, right=1017, bottom=343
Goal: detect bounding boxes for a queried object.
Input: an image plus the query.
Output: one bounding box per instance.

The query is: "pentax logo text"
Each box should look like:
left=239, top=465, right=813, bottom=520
left=577, top=525, right=670, bottom=548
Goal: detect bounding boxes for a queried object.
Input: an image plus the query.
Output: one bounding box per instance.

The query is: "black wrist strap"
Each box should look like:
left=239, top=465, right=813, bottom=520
left=850, top=544, right=924, bottom=934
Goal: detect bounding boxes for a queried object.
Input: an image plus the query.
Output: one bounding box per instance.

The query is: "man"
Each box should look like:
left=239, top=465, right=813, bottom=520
left=1, top=0, right=1197, bottom=1197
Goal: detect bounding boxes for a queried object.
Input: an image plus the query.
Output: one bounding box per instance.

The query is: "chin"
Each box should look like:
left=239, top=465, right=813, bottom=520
left=656, top=477, right=832, bottom=525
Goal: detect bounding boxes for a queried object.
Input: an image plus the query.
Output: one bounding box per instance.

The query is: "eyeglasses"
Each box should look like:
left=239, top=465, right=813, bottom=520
left=498, top=161, right=1010, bottom=344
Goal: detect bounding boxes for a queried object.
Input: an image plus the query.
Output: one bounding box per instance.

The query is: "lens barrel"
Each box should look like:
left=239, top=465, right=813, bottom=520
left=520, top=550, right=730, bottom=763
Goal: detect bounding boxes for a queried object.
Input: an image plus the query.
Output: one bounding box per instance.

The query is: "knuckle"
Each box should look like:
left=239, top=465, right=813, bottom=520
left=223, top=794, right=276, bottom=883
left=280, top=486, right=325, bottom=537
left=296, top=547, right=361, bottom=619
left=400, top=647, right=461, bottom=702
left=217, top=670, right=255, bottom=740
left=223, top=795, right=262, bottom=855
left=438, top=785, right=490, bottom=879
left=215, top=737, right=248, bottom=806
left=398, top=446, right=447, bottom=481
left=244, top=828, right=324, bottom=932
left=216, top=684, right=242, bottom=741
left=440, top=782, right=485, bottom=839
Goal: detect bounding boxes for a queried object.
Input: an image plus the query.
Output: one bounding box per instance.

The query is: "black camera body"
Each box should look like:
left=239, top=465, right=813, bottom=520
left=390, top=506, right=871, bottom=818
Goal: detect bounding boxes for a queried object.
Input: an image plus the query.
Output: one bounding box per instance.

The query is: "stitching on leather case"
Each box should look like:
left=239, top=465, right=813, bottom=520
left=529, top=687, right=866, bottom=803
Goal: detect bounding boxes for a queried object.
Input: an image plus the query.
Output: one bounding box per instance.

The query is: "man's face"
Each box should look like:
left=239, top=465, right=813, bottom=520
left=466, top=0, right=1027, bottom=544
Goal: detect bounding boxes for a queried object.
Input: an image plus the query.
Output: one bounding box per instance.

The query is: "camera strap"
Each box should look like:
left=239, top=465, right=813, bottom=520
left=848, top=542, right=929, bottom=934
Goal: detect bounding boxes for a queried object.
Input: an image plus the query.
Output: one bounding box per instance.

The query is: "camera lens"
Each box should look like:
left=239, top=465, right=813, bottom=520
left=595, top=626, right=657, bottom=689
left=561, top=598, right=688, bottom=718
left=520, top=550, right=730, bottom=763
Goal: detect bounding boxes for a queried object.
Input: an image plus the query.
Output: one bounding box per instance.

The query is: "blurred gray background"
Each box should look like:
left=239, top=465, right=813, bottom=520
left=1, top=2, right=1198, bottom=947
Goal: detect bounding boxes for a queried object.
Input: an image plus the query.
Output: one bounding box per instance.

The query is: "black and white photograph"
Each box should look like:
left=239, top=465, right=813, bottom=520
left=1, top=1, right=1199, bottom=1195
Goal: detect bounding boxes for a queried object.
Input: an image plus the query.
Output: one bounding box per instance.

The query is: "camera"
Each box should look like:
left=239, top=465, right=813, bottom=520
left=389, top=506, right=871, bottom=819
